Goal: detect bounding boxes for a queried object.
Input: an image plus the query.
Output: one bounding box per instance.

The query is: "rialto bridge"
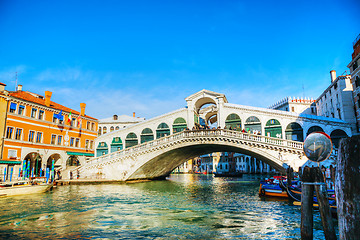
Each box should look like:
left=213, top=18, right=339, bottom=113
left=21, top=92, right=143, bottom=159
left=79, top=90, right=351, bottom=180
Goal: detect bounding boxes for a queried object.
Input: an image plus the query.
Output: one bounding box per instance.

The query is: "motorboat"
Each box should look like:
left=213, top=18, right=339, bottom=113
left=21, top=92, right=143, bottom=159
left=0, top=180, right=53, bottom=197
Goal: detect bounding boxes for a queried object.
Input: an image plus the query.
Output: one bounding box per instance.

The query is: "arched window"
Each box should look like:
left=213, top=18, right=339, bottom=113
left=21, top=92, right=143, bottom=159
left=285, top=122, right=303, bottom=142
left=265, top=119, right=282, bottom=138
left=225, top=113, right=241, bottom=130
left=66, top=156, right=80, bottom=166
left=306, top=126, right=324, bottom=136
left=172, top=118, right=187, bottom=133
left=98, top=127, right=102, bottom=136
left=141, top=128, right=154, bottom=143
left=244, top=116, right=261, bottom=133
left=125, top=132, right=138, bottom=148
left=115, top=126, right=120, bottom=130
left=103, top=127, right=107, bottom=134
left=330, top=129, right=348, bottom=148
left=156, top=123, right=170, bottom=138
left=110, top=126, right=114, bottom=132
left=110, top=137, right=123, bottom=152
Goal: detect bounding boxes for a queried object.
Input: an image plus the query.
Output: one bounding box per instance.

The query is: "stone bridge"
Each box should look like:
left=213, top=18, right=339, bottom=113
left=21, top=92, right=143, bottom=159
left=79, top=89, right=350, bottom=181
left=80, top=129, right=309, bottom=180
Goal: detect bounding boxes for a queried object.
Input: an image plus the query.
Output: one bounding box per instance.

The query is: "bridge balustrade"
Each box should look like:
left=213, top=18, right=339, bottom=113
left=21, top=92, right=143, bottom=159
left=86, top=129, right=304, bottom=169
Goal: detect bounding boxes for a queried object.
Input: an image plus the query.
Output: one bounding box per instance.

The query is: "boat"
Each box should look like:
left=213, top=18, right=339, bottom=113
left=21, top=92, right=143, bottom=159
left=0, top=181, right=53, bottom=197
left=213, top=171, right=243, bottom=177
left=259, top=182, right=288, bottom=198
left=279, top=179, right=337, bottom=217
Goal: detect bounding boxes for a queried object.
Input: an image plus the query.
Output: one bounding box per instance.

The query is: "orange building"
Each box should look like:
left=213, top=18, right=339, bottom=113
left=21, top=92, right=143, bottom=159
left=0, top=84, right=98, bottom=181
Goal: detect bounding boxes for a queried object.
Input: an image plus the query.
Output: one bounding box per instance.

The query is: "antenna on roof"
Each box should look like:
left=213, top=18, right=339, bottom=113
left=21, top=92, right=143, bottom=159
left=15, top=72, right=17, bottom=91
left=302, top=83, right=305, bottom=99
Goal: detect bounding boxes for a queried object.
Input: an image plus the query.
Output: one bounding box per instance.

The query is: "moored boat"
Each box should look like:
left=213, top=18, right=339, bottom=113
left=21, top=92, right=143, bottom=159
left=0, top=181, right=53, bottom=197
left=213, top=171, right=243, bottom=177
left=259, top=182, right=288, bottom=198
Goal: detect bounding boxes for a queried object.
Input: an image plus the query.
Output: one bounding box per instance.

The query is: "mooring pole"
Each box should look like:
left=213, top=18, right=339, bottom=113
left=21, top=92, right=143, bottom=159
left=301, top=166, right=314, bottom=240
left=314, top=167, right=336, bottom=240
left=336, top=136, right=360, bottom=240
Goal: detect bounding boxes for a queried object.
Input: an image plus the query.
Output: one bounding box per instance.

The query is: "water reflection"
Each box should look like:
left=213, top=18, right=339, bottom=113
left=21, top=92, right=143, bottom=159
left=0, top=174, right=329, bottom=239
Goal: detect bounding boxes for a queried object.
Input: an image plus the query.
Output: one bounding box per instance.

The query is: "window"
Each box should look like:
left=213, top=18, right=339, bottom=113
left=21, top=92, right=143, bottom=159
left=356, top=77, right=360, bottom=88
left=110, top=126, right=114, bottom=132
left=15, top=128, right=22, bottom=140
left=291, top=107, right=295, bottom=112
left=53, top=114, right=57, bottom=123
left=87, top=121, right=90, bottom=130
left=70, top=137, right=74, bottom=147
left=115, top=126, right=119, bottom=130
left=36, top=132, right=42, bottom=143
left=85, top=140, right=89, bottom=149
left=91, top=123, right=95, bottom=131
left=75, top=138, right=80, bottom=147
left=90, top=141, right=94, bottom=149
left=8, top=149, right=17, bottom=159
left=31, top=108, right=37, bottom=118
left=71, top=118, right=75, bottom=127
left=58, top=135, right=62, bottom=145
left=51, top=134, right=56, bottom=144
left=334, top=82, right=338, bottom=90
left=103, top=127, right=107, bottom=134
left=39, top=110, right=44, bottom=120
left=6, top=127, right=13, bottom=138
left=29, top=131, right=35, bottom=142
left=18, top=105, right=25, bottom=115
left=9, top=103, right=17, bottom=113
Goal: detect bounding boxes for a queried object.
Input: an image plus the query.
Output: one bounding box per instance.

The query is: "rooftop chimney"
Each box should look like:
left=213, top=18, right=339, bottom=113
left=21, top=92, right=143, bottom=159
left=17, top=85, right=22, bottom=91
left=330, top=70, right=337, bottom=82
left=113, top=115, right=118, bottom=120
left=133, top=112, right=135, bottom=118
left=80, top=103, right=86, bottom=116
left=45, top=91, right=52, bottom=107
left=0, top=82, right=6, bottom=91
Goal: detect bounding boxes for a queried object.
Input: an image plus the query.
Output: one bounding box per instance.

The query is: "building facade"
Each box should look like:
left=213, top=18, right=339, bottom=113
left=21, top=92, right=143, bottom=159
left=269, top=97, right=316, bottom=115
left=0, top=84, right=98, bottom=181
left=315, top=71, right=356, bottom=145
left=348, top=34, right=360, bottom=133
left=98, top=113, right=145, bottom=136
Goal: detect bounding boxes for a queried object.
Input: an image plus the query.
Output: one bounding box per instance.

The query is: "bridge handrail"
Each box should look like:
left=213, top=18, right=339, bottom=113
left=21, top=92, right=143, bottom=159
left=83, top=129, right=304, bottom=169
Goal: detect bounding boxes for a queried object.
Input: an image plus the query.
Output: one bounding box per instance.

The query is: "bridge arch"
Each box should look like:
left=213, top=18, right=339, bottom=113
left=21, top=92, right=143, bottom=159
left=225, top=113, right=241, bottom=130
left=285, top=122, right=303, bottom=142
left=172, top=118, right=187, bottom=133
left=111, top=137, right=123, bottom=152
left=141, top=128, right=154, bottom=143
left=244, top=116, right=261, bottom=133
left=127, top=140, right=289, bottom=180
left=156, top=123, right=170, bottom=138
left=125, top=132, right=138, bottom=148
left=330, top=129, right=348, bottom=149
left=306, top=125, right=324, bottom=136
left=265, top=119, right=282, bottom=138
left=96, top=142, right=108, bottom=156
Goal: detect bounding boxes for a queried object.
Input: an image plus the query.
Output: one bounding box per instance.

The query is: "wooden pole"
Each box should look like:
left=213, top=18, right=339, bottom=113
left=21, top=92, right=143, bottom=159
left=301, top=166, right=314, bottom=240
left=336, top=136, right=360, bottom=240
left=314, top=167, right=336, bottom=240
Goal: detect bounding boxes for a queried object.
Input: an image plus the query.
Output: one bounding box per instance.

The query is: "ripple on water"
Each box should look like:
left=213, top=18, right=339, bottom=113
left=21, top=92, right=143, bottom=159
left=0, top=174, right=335, bottom=239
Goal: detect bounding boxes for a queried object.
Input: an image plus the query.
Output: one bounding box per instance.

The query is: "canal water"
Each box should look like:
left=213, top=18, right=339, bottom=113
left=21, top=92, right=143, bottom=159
left=0, top=174, right=331, bottom=239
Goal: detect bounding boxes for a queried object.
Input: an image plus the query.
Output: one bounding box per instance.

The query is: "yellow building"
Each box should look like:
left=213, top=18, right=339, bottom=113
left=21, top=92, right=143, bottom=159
left=0, top=84, right=98, bottom=181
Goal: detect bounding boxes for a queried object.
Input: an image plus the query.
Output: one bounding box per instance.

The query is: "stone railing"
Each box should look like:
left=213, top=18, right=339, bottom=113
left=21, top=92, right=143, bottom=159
left=82, top=129, right=304, bottom=170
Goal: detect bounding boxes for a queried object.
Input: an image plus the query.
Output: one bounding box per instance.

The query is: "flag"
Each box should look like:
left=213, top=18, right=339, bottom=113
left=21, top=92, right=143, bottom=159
left=77, top=115, right=82, bottom=128
left=67, top=112, right=72, bottom=124
left=54, top=110, right=63, bottom=121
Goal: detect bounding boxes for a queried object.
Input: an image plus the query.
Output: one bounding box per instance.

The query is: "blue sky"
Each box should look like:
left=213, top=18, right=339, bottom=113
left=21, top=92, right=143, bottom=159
left=0, top=0, right=359, bottom=120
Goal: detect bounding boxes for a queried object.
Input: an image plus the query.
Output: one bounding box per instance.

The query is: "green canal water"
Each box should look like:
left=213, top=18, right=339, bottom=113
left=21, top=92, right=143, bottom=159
left=0, top=174, right=332, bottom=239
